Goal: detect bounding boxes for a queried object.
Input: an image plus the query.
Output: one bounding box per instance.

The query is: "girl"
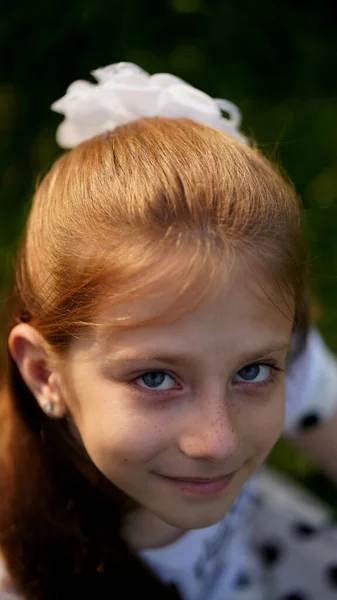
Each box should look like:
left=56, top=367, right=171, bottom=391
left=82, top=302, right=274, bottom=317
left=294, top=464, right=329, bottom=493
left=1, top=63, right=337, bottom=600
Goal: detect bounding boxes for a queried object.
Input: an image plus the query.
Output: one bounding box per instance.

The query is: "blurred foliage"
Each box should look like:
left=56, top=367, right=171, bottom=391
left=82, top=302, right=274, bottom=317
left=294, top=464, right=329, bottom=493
left=1, top=0, right=337, bottom=503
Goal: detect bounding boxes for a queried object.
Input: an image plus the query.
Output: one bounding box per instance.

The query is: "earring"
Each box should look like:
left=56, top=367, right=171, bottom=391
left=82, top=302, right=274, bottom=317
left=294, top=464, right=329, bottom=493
left=42, top=400, right=54, bottom=415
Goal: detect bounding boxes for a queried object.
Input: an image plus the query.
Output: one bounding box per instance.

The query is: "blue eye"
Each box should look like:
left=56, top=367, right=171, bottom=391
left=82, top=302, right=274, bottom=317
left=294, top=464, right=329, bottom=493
left=136, top=372, right=176, bottom=390
left=233, top=364, right=272, bottom=383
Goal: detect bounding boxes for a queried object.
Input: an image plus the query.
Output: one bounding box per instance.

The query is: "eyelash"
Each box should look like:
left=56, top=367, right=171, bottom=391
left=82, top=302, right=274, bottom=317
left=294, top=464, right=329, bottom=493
left=235, top=361, right=284, bottom=390
left=128, top=371, right=181, bottom=396
left=129, top=361, right=284, bottom=396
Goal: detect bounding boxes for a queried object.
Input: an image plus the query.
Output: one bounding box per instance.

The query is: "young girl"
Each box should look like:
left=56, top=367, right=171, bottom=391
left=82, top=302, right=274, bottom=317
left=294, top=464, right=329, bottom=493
left=1, top=63, right=337, bottom=600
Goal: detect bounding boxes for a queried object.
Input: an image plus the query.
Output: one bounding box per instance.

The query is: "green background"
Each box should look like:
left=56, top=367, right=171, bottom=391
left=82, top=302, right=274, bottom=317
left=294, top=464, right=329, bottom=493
left=1, top=0, right=337, bottom=508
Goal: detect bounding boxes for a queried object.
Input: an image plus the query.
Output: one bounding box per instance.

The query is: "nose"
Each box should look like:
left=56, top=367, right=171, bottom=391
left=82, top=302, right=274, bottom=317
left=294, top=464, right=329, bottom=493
left=178, top=391, right=241, bottom=462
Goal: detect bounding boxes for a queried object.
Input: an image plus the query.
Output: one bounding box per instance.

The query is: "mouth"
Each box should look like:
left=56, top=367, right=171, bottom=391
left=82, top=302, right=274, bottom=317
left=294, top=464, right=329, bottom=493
left=154, top=472, right=235, bottom=496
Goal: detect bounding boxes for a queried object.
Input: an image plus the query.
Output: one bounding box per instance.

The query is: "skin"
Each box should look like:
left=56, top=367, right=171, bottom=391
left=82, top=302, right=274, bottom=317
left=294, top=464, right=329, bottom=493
left=9, top=258, right=294, bottom=549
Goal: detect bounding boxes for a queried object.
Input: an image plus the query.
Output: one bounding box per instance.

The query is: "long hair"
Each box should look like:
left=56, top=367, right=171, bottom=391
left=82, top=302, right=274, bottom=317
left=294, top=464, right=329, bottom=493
left=0, top=117, right=307, bottom=599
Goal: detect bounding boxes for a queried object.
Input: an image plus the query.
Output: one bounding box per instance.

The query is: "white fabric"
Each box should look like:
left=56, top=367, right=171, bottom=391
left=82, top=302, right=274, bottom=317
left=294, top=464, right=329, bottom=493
left=284, top=328, right=337, bottom=434
left=0, top=558, right=19, bottom=599
left=51, top=62, right=248, bottom=148
left=251, top=468, right=337, bottom=600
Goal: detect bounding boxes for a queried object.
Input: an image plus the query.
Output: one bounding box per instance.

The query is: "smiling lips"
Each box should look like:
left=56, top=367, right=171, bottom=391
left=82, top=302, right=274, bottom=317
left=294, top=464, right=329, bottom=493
left=155, top=472, right=234, bottom=495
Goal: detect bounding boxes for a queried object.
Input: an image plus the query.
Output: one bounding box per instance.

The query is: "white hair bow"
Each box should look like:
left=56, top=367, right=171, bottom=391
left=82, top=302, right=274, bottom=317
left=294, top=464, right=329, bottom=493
left=51, top=62, right=248, bottom=149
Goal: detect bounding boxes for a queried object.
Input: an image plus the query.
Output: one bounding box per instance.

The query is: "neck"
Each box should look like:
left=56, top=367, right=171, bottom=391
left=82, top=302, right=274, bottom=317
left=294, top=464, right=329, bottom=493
left=121, top=507, right=185, bottom=550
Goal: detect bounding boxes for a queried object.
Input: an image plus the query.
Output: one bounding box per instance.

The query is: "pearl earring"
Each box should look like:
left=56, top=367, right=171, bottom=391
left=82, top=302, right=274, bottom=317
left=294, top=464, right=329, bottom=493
left=42, top=400, right=54, bottom=415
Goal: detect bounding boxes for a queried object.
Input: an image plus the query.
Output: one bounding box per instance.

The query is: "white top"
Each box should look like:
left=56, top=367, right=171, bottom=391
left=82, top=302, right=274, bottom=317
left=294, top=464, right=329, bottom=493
left=284, top=328, right=337, bottom=432
left=1, top=328, right=337, bottom=599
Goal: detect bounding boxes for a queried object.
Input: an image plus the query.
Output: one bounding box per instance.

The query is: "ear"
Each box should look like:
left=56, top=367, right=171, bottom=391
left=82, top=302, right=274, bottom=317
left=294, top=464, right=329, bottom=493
left=8, top=323, right=67, bottom=418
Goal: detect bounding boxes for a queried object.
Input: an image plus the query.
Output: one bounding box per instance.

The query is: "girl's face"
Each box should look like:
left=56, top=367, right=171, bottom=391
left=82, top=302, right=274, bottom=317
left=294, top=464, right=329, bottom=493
left=62, top=259, right=293, bottom=533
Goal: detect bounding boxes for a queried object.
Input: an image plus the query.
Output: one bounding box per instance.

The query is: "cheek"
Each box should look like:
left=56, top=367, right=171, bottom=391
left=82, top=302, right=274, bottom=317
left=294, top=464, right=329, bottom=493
left=242, top=387, right=285, bottom=455
left=74, top=387, right=170, bottom=471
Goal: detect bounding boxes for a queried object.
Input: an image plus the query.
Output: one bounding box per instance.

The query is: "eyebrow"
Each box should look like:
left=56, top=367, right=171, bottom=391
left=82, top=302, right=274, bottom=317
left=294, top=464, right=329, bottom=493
left=108, top=341, right=291, bottom=368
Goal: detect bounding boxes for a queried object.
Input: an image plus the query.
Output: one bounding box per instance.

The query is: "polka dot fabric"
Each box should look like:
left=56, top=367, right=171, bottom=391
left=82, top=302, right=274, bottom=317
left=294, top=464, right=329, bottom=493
left=284, top=329, right=337, bottom=435
left=248, top=469, right=337, bottom=600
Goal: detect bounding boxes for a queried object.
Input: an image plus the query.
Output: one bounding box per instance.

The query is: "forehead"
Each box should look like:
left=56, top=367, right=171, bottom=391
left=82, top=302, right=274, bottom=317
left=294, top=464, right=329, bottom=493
left=83, top=256, right=294, bottom=361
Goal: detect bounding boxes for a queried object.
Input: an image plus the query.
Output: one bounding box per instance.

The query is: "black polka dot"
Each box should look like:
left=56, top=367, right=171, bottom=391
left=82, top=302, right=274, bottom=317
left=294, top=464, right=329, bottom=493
left=251, top=493, right=264, bottom=508
left=278, top=594, right=308, bottom=600
left=298, top=412, right=321, bottom=430
left=234, top=571, right=252, bottom=588
left=326, top=564, right=337, bottom=588
left=258, top=541, right=283, bottom=566
left=291, top=521, right=318, bottom=537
